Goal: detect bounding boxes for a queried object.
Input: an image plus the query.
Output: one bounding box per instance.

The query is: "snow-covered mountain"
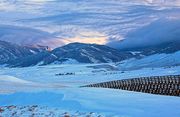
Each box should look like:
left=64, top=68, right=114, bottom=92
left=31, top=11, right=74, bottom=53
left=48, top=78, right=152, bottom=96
left=117, top=50, right=180, bottom=70
left=8, top=42, right=135, bottom=67
left=1, top=40, right=180, bottom=68
left=0, top=40, right=51, bottom=66
left=117, top=41, right=180, bottom=70
left=0, top=40, right=35, bottom=64
left=123, top=41, right=180, bottom=56
left=44, top=42, right=134, bottom=64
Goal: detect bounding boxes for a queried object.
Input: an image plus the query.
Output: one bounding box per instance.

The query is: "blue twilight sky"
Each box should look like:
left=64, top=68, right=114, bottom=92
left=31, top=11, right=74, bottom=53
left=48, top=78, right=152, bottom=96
left=0, top=0, right=180, bottom=49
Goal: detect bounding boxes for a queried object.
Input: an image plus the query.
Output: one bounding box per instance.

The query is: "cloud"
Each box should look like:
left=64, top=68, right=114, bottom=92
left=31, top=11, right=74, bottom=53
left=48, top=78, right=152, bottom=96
left=107, top=18, right=180, bottom=50
left=63, top=31, right=107, bottom=45
left=0, top=0, right=53, bottom=13
left=145, top=0, right=180, bottom=6
left=0, top=24, right=107, bottom=48
left=27, top=0, right=53, bottom=2
left=0, top=0, right=180, bottom=49
left=0, top=25, right=65, bottom=48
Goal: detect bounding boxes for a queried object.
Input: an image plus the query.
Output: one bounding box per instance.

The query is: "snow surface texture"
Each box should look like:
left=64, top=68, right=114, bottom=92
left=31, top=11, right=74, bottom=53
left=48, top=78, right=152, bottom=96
left=0, top=105, right=105, bottom=117
left=118, top=51, right=180, bottom=70
left=0, top=64, right=180, bottom=116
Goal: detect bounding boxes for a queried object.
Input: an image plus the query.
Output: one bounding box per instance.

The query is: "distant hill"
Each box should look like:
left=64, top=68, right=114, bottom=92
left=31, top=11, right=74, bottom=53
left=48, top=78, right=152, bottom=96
left=1, top=40, right=180, bottom=68
left=0, top=40, right=34, bottom=64
left=7, top=42, right=134, bottom=67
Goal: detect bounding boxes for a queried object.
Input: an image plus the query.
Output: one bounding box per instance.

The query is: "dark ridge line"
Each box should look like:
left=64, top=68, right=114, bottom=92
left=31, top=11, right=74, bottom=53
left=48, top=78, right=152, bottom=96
left=81, top=75, right=180, bottom=97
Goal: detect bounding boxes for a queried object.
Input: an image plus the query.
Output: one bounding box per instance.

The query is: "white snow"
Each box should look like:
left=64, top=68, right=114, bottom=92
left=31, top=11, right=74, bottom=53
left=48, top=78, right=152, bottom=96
left=81, top=49, right=100, bottom=63
left=61, top=58, right=79, bottom=64
left=52, top=58, right=79, bottom=64
left=29, top=49, right=37, bottom=54
left=130, top=51, right=142, bottom=55
left=91, top=46, right=101, bottom=51
left=50, top=53, right=58, bottom=59
left=118, top=51, right=180, bottom=70
left=0, top=64, right=180, bottom=116
left=0, top=105, right=105, bottom=117
left=103, top=57, right=113, bottom=63
left=0, top=75, right=31, bottom=84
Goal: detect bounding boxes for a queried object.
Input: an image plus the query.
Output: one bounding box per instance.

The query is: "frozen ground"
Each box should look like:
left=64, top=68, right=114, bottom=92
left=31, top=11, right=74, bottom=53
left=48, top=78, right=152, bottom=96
left=0, top=64, right=180, bottom=117
left=0, top=105, right=105, bottom=117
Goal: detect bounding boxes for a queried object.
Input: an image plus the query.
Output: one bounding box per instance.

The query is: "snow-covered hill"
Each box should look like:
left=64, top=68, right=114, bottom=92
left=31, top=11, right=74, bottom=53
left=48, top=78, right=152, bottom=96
left=0, top=64, right=180, bottom=117
left=118, top=50, right=180, bottom=70
left=8, top=42, right=135, bottom=67
left=44, top=42, right=134, bottom=64
left=0, top=40, right=52, bottom=66
left=1, top=41, right=180, bottom=68
left=0, top=40, right=35, bottom=64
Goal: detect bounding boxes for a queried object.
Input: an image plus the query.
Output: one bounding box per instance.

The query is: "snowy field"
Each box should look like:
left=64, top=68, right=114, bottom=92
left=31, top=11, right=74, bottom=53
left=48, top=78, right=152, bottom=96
left=0, top=64, right=180, bottom=117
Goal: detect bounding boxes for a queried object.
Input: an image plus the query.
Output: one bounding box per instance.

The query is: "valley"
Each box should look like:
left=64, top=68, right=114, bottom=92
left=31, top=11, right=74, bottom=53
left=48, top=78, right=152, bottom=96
left=0, top=64, right=180, bottom=117
left=0, top=0, right=180, bottom=116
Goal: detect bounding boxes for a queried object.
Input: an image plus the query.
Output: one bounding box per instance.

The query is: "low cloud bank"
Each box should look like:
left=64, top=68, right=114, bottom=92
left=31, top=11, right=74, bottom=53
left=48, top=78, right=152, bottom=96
left=0, top=25, right=65, bottom=48
left=108, top=19, right=180, bottom=50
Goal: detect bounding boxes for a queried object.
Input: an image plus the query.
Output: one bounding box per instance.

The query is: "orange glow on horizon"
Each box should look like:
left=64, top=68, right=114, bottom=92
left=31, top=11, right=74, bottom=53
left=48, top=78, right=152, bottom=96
left=62, top=31, right=108, bottom=45
left=36, top=31, right=108, bottom=49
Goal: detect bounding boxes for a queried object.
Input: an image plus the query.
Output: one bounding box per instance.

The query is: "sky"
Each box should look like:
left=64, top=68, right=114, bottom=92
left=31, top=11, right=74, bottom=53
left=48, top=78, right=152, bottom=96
left=0, top=0, right=180, bottom=49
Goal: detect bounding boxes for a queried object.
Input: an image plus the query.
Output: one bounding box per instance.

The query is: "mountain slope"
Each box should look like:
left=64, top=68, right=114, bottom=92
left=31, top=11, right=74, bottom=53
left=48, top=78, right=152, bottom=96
left=42, top=42, right=134, bottom=65
left=120, top=41, right=180, bottom=58
left=116, top=41, right=180, bottom=70
left=2, top=41, right=180, bottom=68
left=0, top=40, right=35, bottom=64
left=117, top=51, right=180, bottom=70
left=7, top=43, right=135, bottom=67
left=8, top=51, right=50, bottom=67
